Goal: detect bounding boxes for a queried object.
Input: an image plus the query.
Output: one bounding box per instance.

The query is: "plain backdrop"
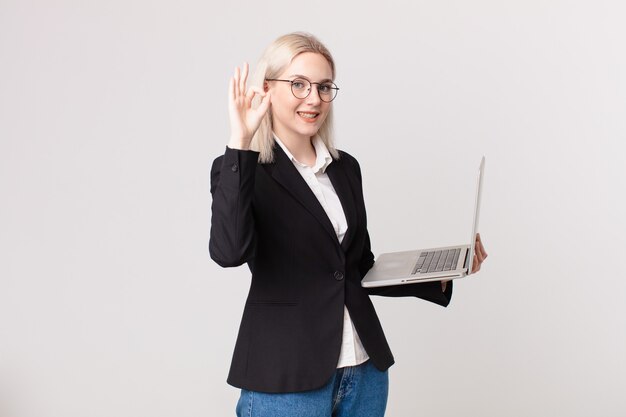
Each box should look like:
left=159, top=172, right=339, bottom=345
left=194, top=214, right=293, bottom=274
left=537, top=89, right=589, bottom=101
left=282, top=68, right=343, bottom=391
left=1, top=1, right=625, bottom=416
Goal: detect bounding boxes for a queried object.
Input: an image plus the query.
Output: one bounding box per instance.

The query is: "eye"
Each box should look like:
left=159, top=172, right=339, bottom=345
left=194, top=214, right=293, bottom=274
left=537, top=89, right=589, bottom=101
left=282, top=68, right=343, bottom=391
left=291, top=79, right=307, bottom=90
left=318, top=83, right=333, bottom=94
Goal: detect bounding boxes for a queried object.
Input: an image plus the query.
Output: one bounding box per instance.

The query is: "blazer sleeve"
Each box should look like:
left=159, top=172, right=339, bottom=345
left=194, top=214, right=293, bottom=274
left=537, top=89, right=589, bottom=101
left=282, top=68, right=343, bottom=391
left=209, top=146, right=259, bottom=267
left=349, top=153, right=453, bottom=307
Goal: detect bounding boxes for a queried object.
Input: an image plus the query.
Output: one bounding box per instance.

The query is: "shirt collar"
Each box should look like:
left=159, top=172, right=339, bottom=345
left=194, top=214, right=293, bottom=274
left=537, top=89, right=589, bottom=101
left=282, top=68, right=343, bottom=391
left=274, top=133, right=333, bottom=174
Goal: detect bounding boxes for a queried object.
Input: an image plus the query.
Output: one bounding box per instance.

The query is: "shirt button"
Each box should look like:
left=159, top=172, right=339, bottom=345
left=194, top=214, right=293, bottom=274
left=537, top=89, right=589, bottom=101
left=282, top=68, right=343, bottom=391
left=334, top=271, right=344, bottom=281
left=231, top=163, right=239, bottom=172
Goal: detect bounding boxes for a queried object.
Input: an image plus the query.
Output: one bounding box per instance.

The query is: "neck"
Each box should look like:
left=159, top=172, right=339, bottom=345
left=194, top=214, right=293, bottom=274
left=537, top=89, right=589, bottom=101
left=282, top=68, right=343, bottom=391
left=276, top=132, right=317, bottom=166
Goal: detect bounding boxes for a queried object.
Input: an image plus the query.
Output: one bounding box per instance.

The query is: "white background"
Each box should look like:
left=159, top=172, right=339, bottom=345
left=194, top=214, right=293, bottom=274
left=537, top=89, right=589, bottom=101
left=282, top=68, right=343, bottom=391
left=1, top=1, right=625, bottom=416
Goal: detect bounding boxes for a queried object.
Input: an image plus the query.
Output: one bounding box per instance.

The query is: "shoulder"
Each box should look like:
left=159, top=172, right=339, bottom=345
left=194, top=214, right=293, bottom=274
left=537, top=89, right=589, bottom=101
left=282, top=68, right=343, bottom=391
left=335, top=149, right=364, bottom=179
left=336, top=149, right=361, bottom=168
left=211, top=154, right=224, bottom=170
left=337, top=149, right=356, bottom=161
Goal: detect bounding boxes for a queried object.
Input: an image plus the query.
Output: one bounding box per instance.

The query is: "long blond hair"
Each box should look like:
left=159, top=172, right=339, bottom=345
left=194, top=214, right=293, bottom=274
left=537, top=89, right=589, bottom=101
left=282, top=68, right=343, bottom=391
left=249, top=32, right=339, bottom=163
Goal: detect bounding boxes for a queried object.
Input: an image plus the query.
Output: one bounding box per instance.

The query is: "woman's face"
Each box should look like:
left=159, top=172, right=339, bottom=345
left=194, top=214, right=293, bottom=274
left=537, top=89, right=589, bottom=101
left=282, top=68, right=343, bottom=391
left=267, top=52, right=333, bottom=143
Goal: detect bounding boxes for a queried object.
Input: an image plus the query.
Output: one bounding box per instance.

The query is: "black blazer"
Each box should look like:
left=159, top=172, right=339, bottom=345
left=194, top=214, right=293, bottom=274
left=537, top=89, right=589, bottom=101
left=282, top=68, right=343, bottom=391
left=209, top=144, right=452, bottom=393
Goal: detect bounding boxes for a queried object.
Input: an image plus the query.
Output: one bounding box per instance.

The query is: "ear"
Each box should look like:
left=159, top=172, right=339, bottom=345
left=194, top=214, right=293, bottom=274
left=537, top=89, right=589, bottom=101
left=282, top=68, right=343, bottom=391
left=263, top=81, right=269, bottom=92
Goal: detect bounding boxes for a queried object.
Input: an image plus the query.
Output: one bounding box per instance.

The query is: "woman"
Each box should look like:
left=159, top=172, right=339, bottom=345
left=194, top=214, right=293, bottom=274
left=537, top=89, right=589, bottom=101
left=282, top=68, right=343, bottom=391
left=210, top=32, right=487, bottom=417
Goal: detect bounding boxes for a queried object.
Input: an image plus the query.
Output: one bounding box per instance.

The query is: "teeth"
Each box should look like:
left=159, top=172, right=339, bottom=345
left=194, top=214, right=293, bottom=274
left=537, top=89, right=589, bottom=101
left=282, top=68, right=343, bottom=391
left=298, top=112, right=317, bottom=119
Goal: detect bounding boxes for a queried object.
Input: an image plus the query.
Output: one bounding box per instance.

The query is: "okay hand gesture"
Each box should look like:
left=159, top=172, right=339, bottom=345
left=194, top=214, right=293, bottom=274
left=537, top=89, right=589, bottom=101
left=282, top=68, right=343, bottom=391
left=228, top=62, right=272, bottom=150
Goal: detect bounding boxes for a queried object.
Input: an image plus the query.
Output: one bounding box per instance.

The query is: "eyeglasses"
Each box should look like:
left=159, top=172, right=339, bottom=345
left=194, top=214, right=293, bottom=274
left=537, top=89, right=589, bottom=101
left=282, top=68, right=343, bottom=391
left=265, top=78, right=339, bottom=102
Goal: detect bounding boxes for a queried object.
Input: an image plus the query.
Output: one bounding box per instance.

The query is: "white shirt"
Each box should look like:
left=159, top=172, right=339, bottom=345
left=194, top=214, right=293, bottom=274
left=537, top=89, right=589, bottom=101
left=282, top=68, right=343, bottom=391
left=274, top=134, right=369, bottom=368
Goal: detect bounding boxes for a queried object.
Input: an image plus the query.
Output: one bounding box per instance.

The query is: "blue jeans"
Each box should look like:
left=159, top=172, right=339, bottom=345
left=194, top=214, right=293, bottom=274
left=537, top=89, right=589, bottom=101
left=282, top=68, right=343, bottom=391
left=236, top=360, right=388, bottom=417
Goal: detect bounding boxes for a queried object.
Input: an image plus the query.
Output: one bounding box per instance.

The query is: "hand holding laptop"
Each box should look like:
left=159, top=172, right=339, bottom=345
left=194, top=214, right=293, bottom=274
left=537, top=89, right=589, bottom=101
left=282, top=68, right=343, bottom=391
left=362, top=157, right=488, bottom=288
left=442, top=233, right=488, bottom=291
left=471, top=233, right=488, bottom=273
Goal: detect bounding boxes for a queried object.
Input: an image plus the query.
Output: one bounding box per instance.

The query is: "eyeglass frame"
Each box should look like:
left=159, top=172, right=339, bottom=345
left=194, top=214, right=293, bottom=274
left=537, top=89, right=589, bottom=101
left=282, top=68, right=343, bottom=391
left=265, top=78, right=340, bottom=102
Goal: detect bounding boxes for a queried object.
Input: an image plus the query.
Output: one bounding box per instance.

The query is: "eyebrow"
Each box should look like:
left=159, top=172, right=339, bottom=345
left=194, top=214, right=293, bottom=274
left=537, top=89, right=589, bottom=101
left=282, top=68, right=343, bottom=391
left=288, top=74, right=334, bottom=83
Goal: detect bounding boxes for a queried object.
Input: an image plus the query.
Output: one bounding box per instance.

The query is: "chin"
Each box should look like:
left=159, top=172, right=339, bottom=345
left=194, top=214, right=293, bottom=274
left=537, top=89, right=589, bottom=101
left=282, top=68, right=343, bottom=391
left=302, top=120, right=326, bottom=133
left=300, top=128, right=321, bottom=138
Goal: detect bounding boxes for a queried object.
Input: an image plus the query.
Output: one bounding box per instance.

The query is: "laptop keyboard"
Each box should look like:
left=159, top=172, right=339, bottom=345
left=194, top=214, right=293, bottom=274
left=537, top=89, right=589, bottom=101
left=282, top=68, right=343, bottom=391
left=411, top=248, right=461, bottom=275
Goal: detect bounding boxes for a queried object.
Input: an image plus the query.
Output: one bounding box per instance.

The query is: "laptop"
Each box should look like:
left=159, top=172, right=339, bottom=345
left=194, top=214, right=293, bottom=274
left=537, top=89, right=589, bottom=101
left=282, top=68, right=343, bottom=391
left=362, top=156, right=485, bottom=288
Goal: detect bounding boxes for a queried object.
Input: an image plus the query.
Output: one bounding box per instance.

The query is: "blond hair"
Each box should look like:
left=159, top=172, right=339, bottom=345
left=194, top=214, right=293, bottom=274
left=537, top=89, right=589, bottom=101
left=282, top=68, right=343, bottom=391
left=249, top=32, right=339, bottom=163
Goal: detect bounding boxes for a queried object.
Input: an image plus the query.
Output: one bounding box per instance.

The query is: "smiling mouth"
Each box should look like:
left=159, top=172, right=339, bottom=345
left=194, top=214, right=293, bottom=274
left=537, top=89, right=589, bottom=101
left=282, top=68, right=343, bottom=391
left=297, top=111, right=319, bottom=120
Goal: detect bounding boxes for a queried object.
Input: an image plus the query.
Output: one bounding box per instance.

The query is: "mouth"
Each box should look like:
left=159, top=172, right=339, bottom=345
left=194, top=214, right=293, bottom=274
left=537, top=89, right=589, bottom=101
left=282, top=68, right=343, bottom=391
left=297, top=111, right=320, bottom=122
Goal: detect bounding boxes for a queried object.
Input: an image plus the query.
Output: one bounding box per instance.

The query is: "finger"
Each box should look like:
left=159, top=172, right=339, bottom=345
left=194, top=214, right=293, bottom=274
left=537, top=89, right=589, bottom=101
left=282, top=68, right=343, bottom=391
left=245, top=89, right=265, bottom=109
left=475, top=233, right=487, bottom=258
left=245, top=86, right=266, bottom=103
left=257, top=91, right=271, bottom=114
left=473, top=236, right=481, bottom=260
left=472, top=257, right=480, bottom=273
left=478, top=244, right=487, bottom=260
left=240, top=62, right=249, bottom=94
left=475, top=235, right=487, bottom=258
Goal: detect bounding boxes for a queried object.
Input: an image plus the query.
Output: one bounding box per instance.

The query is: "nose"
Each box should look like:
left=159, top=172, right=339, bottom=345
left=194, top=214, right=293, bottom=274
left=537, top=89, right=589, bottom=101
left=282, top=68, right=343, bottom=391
left=305, top=85, right=322, bottom=105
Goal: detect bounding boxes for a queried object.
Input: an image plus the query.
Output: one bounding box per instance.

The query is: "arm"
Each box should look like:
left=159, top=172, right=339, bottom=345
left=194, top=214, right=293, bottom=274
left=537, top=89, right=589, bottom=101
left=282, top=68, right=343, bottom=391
left=209, top=62, right=271, bottom=267
left=209, top=147, right=259, bottom=267
left=349, top=154, right=453, bottom=307
left=360, top=230, right=453, bottom=307
left=366, top=277, right=453, bottom=307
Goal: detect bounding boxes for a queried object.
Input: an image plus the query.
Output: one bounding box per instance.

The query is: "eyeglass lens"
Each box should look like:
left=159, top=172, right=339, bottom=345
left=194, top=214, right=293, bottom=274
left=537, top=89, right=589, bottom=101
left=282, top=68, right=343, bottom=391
left=291, top=78, right=338, bottom=102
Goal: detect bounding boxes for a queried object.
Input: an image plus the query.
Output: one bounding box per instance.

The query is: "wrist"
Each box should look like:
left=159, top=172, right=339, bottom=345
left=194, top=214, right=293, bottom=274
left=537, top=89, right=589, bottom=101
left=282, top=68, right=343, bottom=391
left=228, top=136, right=251, bottom=150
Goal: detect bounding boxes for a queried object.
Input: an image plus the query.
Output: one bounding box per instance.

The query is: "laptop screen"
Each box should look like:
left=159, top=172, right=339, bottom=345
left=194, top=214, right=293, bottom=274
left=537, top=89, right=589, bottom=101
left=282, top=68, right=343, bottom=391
left=468, top=156, right=485, bottom=274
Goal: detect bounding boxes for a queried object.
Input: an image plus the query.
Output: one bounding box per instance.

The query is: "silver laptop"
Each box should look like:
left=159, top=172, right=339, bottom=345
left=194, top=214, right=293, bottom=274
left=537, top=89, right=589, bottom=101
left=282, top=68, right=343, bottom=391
left=362, top=156, right=485, bottom=288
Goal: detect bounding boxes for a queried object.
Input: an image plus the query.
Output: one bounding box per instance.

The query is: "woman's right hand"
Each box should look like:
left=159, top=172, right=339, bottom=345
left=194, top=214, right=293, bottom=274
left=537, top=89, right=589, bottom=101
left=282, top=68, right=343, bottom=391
left=228, top=62, right=271, bottom=150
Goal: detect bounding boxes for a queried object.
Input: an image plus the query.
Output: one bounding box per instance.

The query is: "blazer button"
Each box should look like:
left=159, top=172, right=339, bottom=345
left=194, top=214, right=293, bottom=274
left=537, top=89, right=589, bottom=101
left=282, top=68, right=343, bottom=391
left=334, top=271, right=344, bottom=281
left=231, top=163, right=239, bottom=172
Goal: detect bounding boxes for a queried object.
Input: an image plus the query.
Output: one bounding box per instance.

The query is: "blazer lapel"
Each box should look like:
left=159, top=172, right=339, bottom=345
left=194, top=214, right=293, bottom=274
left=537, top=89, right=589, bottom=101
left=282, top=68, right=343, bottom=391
left=326, top=160, right=358, bottom=251
left=267, top=145, right=339, bottom=245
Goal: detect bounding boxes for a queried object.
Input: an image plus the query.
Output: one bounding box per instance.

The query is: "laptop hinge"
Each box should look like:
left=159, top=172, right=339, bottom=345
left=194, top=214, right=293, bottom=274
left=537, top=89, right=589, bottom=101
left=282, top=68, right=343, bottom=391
left=462, top=248, right=470, bottom=270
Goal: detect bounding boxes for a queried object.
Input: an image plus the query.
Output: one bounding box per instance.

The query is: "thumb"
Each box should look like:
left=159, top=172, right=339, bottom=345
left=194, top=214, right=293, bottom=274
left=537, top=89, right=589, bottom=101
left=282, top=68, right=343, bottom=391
left=257, top=91, right=271, bottom=115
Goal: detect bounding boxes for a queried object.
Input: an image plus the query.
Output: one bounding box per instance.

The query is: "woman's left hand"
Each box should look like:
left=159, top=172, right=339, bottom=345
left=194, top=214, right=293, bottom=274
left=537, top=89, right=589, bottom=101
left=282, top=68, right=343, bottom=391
left=471, top=233, right=488, bottom=273
left=442, top=233, right=488, bottom=291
